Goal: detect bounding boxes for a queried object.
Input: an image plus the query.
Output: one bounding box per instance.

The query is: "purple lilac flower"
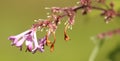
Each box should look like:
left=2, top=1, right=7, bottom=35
left=8, top=29, right=31, bottom=45
left=25, top=29, right=39, bottom=52
left=38, top=37, right=46, bottom=52
left=32, top=30, right=52, bottom=53
left=8, top=28, right=39, bottom=52
left=31, top=37, right=46, bottom=53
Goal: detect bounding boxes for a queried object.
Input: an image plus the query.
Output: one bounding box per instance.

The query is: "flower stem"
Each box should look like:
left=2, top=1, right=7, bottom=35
left=89, top=45, right=100, bottom=61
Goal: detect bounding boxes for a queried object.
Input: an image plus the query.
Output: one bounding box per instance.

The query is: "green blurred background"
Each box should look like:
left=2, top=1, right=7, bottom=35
left=0, top=0, right=120, bottom=61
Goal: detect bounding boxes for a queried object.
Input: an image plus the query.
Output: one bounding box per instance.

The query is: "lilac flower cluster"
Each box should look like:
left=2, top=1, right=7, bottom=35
left=8, top=0, right=120, bottom=53
left=8, top=28, right=45, bottom=53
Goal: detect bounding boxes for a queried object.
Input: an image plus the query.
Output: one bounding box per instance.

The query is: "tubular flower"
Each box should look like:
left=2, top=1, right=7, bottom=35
left=8, top=28, right=39, bottom=52
left=32, top=36, right=47, bottom=53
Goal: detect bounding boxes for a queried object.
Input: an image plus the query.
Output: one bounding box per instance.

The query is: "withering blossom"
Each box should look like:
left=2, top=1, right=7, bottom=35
left=8, top=0, right=120, bottom=53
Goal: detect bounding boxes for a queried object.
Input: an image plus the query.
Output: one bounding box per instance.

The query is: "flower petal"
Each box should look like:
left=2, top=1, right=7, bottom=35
left=16, top=37, right=25, bottom=47
left=8, top=36, right=18, bottom=45
left=8, top=29, right=31, bottom=45
left=32, top=30, right=39, bottom=53
left=38, top=37, right=46, bottom=52
left=26, top=40, right=33, bottom=52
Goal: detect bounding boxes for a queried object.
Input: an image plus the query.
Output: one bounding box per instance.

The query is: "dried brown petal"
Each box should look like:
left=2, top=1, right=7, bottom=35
left=64, top=24, right=70, bottom=41
left=46, top=39, right=52, bottom=46
left=110, top=2, right=114, bottom=8
left=46, top=33, right=52, bottom=46
left=50, top=44, right=54, bottom=52
left=50, top=32, right=56, bottom=52
left=64, top=33, right=70, bottom=41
